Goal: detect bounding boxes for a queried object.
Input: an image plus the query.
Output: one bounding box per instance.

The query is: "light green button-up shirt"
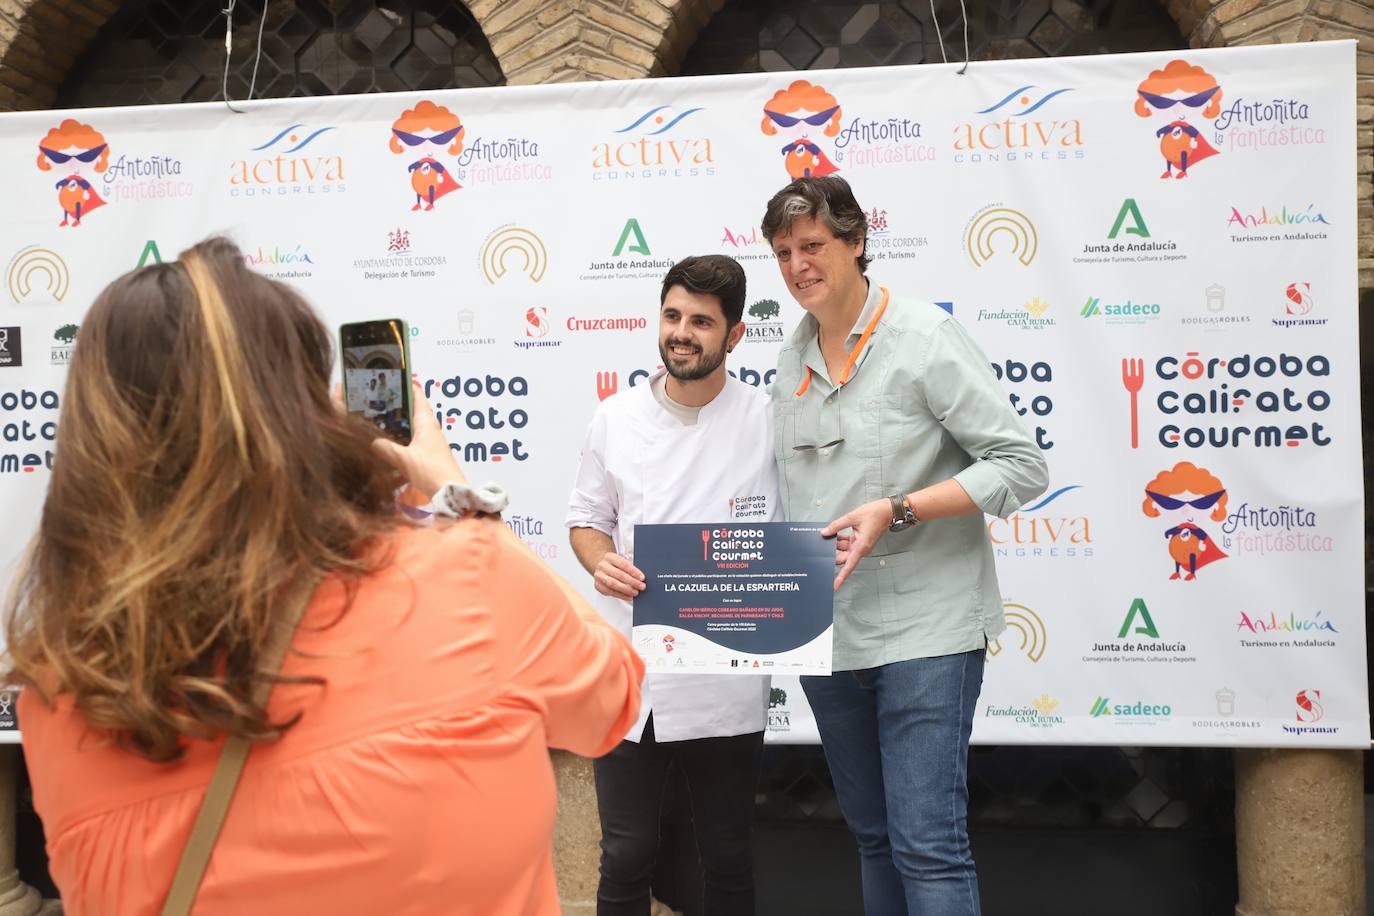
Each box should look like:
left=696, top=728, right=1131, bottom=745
left=771, top=281, right=1049, bottom=671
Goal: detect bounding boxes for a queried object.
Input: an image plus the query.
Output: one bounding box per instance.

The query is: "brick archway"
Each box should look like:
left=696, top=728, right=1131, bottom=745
left=465, top=0, right=725, bottom=83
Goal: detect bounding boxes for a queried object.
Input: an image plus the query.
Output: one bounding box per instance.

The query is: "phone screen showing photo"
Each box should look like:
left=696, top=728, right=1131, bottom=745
left=341, top=319, right=412, bottom=444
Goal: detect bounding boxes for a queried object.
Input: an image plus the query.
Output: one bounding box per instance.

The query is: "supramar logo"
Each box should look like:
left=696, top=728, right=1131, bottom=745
left=1283, top=689, right=1339, bottom=736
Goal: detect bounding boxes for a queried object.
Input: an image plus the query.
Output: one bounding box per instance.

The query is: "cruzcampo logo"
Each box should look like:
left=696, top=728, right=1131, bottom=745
left=1118, top=597, right=1160, bottom=639
left=1108, top=198, right=1150, bottom=239
left=612, top=218, right=650, bottom=256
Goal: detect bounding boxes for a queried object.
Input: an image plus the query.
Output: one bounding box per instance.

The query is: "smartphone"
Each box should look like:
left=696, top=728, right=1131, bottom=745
left=340, top=318, right=413, bottom=445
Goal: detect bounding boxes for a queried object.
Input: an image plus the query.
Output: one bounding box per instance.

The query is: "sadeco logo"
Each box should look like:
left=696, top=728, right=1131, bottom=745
left=229, top=124, right=345, bottom=197
left=592, top=105, right=715, bottom=180
left=954, top=86, right=1083, bottom=164
left=987, top=485, right=1093, bottom=559
left=1090, top=697, right=1172, bottom=720
left=1080, top=295, right=1161, bottom=326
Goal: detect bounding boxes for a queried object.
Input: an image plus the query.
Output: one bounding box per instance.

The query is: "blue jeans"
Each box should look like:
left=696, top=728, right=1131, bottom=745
left=802, top=649, right=985, bottom=916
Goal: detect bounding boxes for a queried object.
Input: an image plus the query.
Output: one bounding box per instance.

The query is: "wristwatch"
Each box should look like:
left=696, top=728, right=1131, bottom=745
left=888, top=494, right=919, bottom=532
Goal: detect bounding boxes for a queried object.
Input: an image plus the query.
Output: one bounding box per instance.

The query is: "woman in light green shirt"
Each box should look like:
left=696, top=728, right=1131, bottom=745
left=761, top=176, right=1048, bottom=916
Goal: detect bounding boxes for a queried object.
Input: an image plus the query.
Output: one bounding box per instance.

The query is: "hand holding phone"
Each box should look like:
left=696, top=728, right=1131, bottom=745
left=340, top=319, right=413, bottom=444
left=371, top=380, right=469, bottom=501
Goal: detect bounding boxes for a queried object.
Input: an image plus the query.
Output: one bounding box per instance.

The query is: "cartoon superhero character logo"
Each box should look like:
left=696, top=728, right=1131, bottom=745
left=1134, top=60, right=1223, bottom=179
left=37, top=119, right=110, bottom=227
left=1141, top=461, right=1229, bottom=581
left=389, top=101, right=465, bottom=211
left=761, top=80, right=842, bottom=180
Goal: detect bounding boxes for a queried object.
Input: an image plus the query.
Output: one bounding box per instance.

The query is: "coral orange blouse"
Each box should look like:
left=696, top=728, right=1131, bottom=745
left=18, top=519, right=644, bottom=915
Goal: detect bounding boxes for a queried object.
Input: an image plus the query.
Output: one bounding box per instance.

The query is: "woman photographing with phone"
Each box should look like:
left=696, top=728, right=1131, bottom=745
left=5, top=238, right=643, bottom=916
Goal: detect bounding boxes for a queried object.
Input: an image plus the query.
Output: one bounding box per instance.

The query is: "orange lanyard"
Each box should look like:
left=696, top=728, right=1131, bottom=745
left=794, top=286, right=889, bottom=397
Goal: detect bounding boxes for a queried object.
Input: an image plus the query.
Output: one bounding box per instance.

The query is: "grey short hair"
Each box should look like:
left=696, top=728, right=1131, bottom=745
left=760, top=176, right=870, bottom=273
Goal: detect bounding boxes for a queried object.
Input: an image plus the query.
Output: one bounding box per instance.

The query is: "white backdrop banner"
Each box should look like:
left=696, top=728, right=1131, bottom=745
left=0, top=41, right=1364, bottom=748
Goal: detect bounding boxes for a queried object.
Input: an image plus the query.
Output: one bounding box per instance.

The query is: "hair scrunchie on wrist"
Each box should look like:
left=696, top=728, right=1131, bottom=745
left=428, top=481, right=509, bottom=518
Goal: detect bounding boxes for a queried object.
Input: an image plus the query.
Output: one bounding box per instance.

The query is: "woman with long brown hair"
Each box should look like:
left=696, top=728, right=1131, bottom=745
left=6, top=238, right=643, bottom=915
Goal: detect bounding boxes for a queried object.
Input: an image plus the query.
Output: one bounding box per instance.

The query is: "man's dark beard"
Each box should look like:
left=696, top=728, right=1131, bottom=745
left=659, top=336, right=728, bottom=382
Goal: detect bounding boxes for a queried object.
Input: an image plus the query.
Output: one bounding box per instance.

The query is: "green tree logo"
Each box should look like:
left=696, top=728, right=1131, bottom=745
left=749, top=299, right=780, bottom=321
left=53, top=324, right=78, bottom=344
left=769, top=687, right=787, bottom=708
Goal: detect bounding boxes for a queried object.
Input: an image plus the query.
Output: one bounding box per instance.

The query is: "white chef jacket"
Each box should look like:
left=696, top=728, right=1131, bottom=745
left=566, top=370, right=779, bottom=743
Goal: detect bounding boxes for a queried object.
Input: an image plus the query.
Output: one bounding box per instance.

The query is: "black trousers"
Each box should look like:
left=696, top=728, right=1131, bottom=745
left=592, top=714, right=765, bottom=915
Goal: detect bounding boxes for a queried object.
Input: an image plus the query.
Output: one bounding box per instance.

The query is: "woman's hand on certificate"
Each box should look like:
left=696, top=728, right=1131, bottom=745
left=822, top=498, right=891, bottom=590
left=594, top=551, right=647, bottom=600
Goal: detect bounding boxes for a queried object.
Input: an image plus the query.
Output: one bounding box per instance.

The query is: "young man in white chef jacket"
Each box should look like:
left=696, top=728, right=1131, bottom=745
left=567, top=254, right=779, bottom=916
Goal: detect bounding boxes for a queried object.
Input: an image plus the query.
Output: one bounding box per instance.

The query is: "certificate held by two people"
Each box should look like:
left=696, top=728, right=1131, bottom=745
left=631, top=522, right=835, bottom=676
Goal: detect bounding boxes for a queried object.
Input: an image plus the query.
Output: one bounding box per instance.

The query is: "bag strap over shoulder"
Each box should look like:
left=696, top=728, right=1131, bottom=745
left=160, top=579, right=316, bottom=916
